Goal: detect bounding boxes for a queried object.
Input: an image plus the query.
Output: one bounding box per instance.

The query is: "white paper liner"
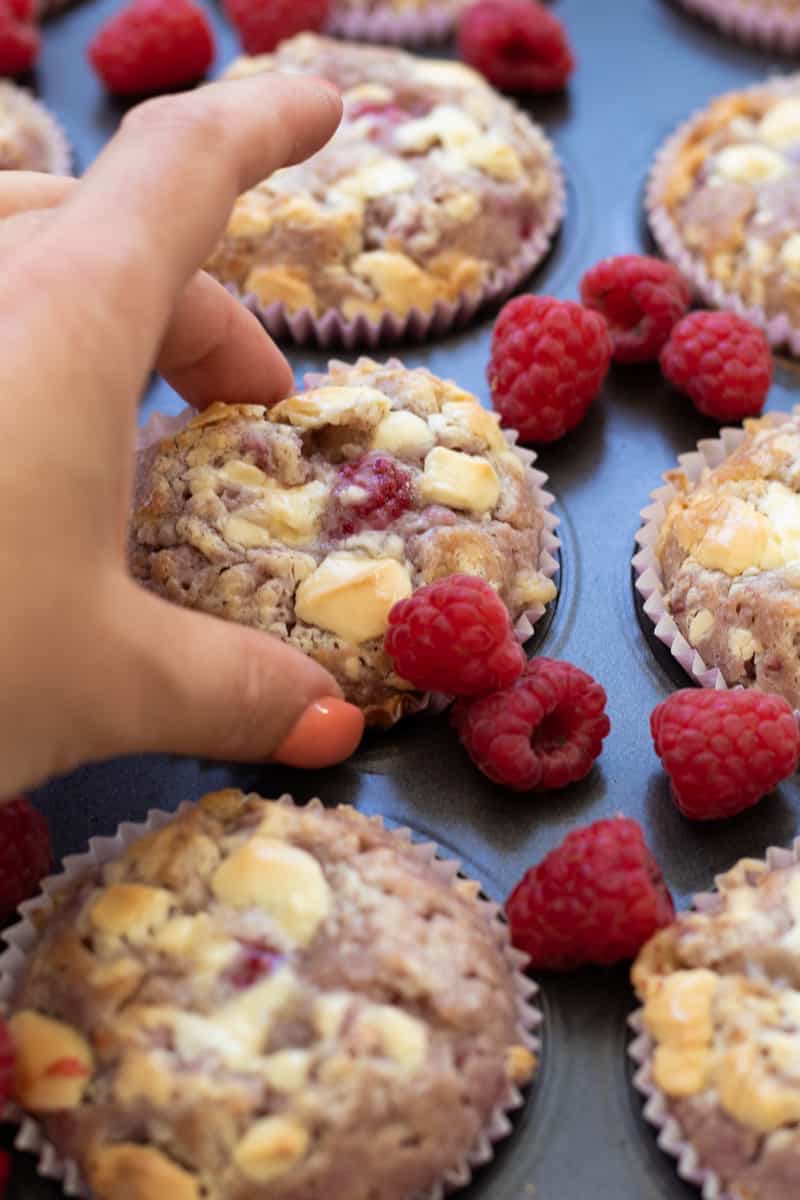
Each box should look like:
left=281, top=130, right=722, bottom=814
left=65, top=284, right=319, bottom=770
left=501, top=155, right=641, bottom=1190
left=628, top=837, right=800, bottom=1200
left=0, top=796, right=541, bottom=1200
left=231, top=134, right=565, bottom=350
left=647, top=74, right=800, bottom=355
left=632, top=408, right=798, bottom=692
left=325, top=0, right=462, bottom=44
left=673, top=0, right=800, bottom=50
left=0, top=83, right=72, bottom=177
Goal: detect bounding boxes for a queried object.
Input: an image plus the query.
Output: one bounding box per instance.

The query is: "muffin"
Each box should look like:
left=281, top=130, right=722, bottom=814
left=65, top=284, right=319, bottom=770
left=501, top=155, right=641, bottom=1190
left=326, top=0, right=470, bottom=44
left=648, top=78, right=800, bottom=353
left=631, top=848, right=800, bottom=1200
left=673, top=0, right=800, bottom=49
left=206, top=35, right=564, bottom=345
left=653, top=408, right=800, bottom=708
left=0, top=83, right=70, bottom=174
left=3, top=790, right=538, bottom=1200
left=130, top=358, right=559, bottom=725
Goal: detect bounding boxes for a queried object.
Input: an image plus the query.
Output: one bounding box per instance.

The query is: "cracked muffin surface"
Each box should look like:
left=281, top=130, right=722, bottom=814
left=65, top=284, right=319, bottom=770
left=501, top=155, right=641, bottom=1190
left=6, top=791, right=536, bottom=1200
left=205, top=35, right=561, bottom=327
left=130, top=358, right=556, bottom=725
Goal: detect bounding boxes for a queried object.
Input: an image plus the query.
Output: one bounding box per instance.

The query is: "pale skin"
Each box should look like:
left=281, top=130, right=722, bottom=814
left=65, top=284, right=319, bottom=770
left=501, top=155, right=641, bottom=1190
left=0, top=73, right=368, bottom=798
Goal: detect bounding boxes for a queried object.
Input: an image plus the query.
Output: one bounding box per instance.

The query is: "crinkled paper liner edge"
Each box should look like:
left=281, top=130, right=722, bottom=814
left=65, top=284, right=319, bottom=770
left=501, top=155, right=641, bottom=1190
left=0, top=797, right=541, bottom=1200
left=673, top=0, right=800, bottom=50
left=627, top=838, right=800, bottom=1200
left=647, top=73, right=800, bottom=355
left=325, top=0, right=459, bottom=44
left=227, top=133, right=566, bottom=349
left=631, top=407, right=799, bottom=691
left=0, top=83, right=72, bottom=176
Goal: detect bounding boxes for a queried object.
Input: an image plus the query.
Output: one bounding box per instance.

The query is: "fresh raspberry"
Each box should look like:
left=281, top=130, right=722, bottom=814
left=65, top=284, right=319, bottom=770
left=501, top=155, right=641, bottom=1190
left=0, top=0, right=39, bottom=75
left=659, top=311, right=772, bottom=421
left=229, top=942, right=281, bottom=989
left=7, top=0, right=34, bottom=26
left=0, top=796, right=52, bottom=924
left=385, top=575, right=525, bottom=696
left=488, top=296, right=612, bottom=443
left=329, top=452, right=413, bottom=538
left=0, top=1022, right=15, bottom=1109
left=579, top=255, right=691, bottom=363
left=458, top=0, right=574, bottom=92
left=453, top=657, right=610, bottom=791
left=224, top=0, right=329, bottom=54
left=651, top=689, right=800, bottom=820
left=506, top=818, right=675, bottom=969
left=0, top=1151, right=9, bottom=1194
left=88, top=0, right=214, bottom=96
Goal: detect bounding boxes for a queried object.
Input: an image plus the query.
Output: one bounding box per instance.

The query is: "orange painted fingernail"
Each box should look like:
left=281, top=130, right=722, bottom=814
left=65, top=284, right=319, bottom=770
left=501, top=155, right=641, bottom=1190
left=273, top=698, right=364, bottom=769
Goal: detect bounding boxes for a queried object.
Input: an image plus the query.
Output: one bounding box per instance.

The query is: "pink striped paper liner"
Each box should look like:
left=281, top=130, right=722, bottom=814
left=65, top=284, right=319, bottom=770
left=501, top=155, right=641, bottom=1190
left=0, top=83, right=72, bottom=176
left=325, top=0, right=465, bottom=44
left=673, top=0, right=800, bottom=51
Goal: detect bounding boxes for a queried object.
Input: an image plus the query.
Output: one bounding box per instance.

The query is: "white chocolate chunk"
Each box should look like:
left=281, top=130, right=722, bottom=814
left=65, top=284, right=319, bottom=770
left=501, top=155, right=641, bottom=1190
left=295, top=552, right=412, bottom=643
left=780, top=232, right=800, bottom=277
left=89, top=884, right=173, bottom=942
left=270, top=386, right=390, bottom=430
left=354, top=1004, right=428, bottom=1069
left=212, top=839, right=331, bottom=946
left=372, top=411, right=435, bottom=457
left=688, top=609, right=714, bottom=645
left=8, top=1011, right=93, bottom=1112
left=234, top=1116, right=309, bottom=1182
left=419, top=447, right=500, bottom=513
left=758, top=98, right=800, bottom=148
left=333, top=159, right=417, bottom=201
left=713, top=143, right=788, bottom=185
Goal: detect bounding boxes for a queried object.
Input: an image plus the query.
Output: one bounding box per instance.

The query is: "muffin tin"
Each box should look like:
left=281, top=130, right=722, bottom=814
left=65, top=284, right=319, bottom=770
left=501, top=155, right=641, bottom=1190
left=11, top=0, right=800, bottom=1197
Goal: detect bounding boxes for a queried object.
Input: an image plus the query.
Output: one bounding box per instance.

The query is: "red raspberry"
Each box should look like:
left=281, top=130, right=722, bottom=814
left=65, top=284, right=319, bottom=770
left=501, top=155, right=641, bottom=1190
left=329, top=452, right=413, bottom=538
left=224, top=0, right=329, bottom=54
left=385, top=574, right=525, bottom=696
left=659, top=311, right=772, bottom=421
left=0, top=1151, right=9, bottom=1194
left=453, top=657, right=610, bottom=791
left=458, top=0, right=574, bottom=92
left=579, top=254, right=691, bottom=363
left=229, top=942, right=281, bottom=989
left=650, top=689, right=800, bottom=820
left=488, top=296, right=612, bottom=443
left=0, top=0, right=39, bottom=75
left=88, top=0, right=214, bottom=96
left=7, top=0, right=34, bottom=25
left=506, top=817, right=675, bottom=969
left=0, top=1022, right=15, bottom=1110
left=0, top=796, right=52, bottom=923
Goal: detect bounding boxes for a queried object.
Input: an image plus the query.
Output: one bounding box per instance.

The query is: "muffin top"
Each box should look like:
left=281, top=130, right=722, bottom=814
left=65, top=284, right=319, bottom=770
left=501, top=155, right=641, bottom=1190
left=7, top=791, right=535, bottom=1200
left=633, top=853, right=800, bottom=1196
left=657, top=409, right=800, bottom=708
left=652, top=82, right=800, bottom=326
left=130, top=358, right=556, bottom=725
left=205, top=35, right=561, bottom=325
left=0, top=84, right=65, bottom=173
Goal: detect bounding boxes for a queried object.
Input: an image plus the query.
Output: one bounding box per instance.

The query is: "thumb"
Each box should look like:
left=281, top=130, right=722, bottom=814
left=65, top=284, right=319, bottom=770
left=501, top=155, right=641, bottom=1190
left=106, top=581, right=364, bottom=768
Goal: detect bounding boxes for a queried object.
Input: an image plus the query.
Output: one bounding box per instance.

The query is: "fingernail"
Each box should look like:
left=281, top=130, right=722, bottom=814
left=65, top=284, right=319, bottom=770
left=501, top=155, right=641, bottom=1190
left=273, top=698, right=364, bottom=769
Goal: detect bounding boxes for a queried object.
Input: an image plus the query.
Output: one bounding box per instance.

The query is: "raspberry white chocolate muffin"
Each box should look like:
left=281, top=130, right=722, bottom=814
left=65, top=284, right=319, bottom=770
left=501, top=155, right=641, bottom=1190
left=327, top=0, right=469, bottom=42
left=675, top=0, right=800, bottom=49
left=649, top=79, right=800, bottom=350
left=5, top=791, right=537, bottom=1200
left=632, top=851, right=800, bottom=1200
left=206, top=35, right=563, bottom=342
left=656, top=409, right=800, bottom=709
left=130, top=358, right=558, bottom=725
left=0, top=83, right=70, bottom=174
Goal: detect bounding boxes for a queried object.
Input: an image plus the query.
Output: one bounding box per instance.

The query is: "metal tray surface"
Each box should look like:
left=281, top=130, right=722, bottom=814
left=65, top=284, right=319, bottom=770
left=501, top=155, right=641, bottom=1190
left=7, top=0, right=800, bottom=1196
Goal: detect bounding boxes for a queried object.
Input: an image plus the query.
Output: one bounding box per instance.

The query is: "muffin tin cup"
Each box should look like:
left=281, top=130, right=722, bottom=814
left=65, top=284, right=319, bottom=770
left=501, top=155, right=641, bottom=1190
left=0, top=83, right=72, bottom=176
left=627, top=837, right=800, bottom=1200
left=646, top=74, right=800, bottom=356
left=0, top=797, right=542, bottom=1200
left=229, top=142, right=566, bottom=350
left=632, top=408, right=798, bottom=692
left=672, top=0, right=800, bottom=51
left=325, top=1, right=459, bottom=44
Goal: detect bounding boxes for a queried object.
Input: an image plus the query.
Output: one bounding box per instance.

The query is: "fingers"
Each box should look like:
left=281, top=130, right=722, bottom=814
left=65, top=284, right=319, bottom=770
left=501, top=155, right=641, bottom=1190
left=105, top=581, right=364, bottom=768
left=159, top=271, right=293, bottom=410
left=0, top=171, right=74, bottom=217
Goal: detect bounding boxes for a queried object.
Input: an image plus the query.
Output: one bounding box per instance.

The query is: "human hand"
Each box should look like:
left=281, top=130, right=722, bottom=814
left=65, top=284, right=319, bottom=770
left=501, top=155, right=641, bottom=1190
left=0, top=75, right=367, bottom=795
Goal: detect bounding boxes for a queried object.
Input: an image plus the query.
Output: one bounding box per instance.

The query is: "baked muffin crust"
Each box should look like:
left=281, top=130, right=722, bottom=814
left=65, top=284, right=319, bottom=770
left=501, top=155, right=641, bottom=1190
left=0, top=83, right=67, bottom=173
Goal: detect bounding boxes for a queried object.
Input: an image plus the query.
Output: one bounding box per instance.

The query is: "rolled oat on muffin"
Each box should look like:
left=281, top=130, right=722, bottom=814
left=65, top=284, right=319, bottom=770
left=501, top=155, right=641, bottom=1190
left=130, top=358, right=558, bottom=726
left=0, top=83, right=70, bottom=174
left=206, top=34, right=564, bottom=345
left=3, top=791, right=538, bottom=1200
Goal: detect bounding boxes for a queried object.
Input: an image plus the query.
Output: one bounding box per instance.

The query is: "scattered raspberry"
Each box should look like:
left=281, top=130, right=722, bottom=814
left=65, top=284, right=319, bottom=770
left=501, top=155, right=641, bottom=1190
left=329, top=452, right=413, bottom=538
left=0, top=796, right=52, bottom=924
left=453, top=657, right=610, bottom=791
left=659, top=311, right=772, bottom=421
left=651, top=689, right=800, bottom=820
left=385, top=574, right=525, bottom=696
left=229, top=942, right=281, bottom=989
left=506, top=817, right=674, bottom=969
left=7, top=0, right=34, bottom=25
left=88, top=0, right=214, bottom=96
left=0, top=1021, right=15, bottom=1109
left=458, top=0, right=574, bottom=92
left=579, top=254, right=691, bottom=363
left=224, top=0, right=329, bottom=54
left=0, top=0, right=39, bottom=76
left=488, top=296, right=612, bottom=443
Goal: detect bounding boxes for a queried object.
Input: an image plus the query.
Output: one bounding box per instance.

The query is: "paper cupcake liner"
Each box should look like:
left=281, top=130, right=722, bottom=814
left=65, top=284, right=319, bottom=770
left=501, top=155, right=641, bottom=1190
left=325, top=0, right=462, bottom=44
left=627, top=836, right=800, bottom=1200
left=0, top=797, right=541, bottom=1200
left=0, top=83, right=72, bottom=176
left=231, top=141, right=565, bottom=349
left=672, top=0, right=800, bottom=50
left=647, top=74, right=800, bottom=355
left=632, top=409, right=798, bottom=692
